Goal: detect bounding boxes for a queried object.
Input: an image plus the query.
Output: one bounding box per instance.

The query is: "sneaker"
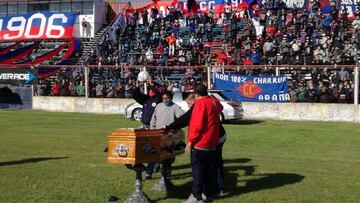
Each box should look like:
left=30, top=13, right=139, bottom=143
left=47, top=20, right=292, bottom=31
left=183, top=194, right=204, bottom=203
left=202, top=194, right=214, bottom=202
left=153, top=163, right=160, bottom=174
left=144, top=173, right=152, bottom=180
left=218, top=190, right=225, bottom=197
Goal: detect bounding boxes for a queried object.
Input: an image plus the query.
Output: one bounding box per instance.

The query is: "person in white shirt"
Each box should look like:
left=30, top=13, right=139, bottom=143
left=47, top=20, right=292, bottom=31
left=146, top=48, right=154, bottom=65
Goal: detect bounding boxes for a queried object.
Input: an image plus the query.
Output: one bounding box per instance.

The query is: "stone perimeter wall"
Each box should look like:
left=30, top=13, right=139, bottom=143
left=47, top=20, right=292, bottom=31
left=33, top=97, right=360, bottom=123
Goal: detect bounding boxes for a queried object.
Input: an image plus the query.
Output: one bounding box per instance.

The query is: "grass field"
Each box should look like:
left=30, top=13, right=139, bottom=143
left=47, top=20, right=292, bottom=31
left=0, top=110, right=360, bottom=203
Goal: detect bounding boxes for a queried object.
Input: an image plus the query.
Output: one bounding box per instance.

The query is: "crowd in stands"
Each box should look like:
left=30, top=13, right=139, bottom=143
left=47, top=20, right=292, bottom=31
left=286, top=67, right=355, bottom=103
left=35, top=65, right=357, bottom=103
left=90, top=0, right=360, bottom=67
left=34, top=69, right=85, bottom=97
left=35, top=0, right=360, bottom=103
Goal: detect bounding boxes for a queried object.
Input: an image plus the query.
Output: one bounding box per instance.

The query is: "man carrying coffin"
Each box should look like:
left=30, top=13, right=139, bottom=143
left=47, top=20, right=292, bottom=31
left=166, top=93, right=227, bottom=201
left=184, top=84, right=223, bottom=203
left=149, top=90, right=184, bottom=191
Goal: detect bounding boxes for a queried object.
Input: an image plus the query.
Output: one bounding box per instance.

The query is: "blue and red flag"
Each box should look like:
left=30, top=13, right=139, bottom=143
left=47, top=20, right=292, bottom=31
left=0, top=12, right=77, bottom=41
left=0, top=42, right=40, bottom=64
left=17, top=41, right=70, bottom=65
left=38, top=39, right=81, bottom=78
left=0, top=43, right=19, bottom=55
left=319, top=0, right=331, bottom=14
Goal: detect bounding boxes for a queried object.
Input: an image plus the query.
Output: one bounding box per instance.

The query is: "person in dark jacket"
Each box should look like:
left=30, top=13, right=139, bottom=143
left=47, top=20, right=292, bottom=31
left=318, top=85, right=334, bottom=103
left=131, top=77, right=162, bottom=129
left=166, top=92, right=227, bottom=199
left=131, top=77, right=162, bottom=179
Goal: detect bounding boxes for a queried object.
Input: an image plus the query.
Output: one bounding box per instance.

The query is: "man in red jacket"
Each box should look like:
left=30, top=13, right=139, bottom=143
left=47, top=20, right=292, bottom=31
left=184, top=84, right=223, bottom=203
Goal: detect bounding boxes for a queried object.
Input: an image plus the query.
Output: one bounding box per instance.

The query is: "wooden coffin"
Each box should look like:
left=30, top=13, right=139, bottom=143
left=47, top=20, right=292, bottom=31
left=107, top=128, right=185, bottom=165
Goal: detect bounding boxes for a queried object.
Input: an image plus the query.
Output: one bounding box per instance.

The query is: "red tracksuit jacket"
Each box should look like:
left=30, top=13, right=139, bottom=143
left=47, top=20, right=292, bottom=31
left=188, top=96, right=223, bottom=149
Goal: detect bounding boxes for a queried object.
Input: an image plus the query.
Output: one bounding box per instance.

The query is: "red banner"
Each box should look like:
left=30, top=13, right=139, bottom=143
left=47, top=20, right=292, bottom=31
left=126, top=0, right=178, bottom=15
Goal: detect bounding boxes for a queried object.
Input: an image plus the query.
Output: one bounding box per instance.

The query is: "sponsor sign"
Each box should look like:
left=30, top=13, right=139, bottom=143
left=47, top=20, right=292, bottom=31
left=214, top=73, right=290, bottom=102
left=0, top=12, right=77, bottom=41
left=0, top=69, right=37, bottom=85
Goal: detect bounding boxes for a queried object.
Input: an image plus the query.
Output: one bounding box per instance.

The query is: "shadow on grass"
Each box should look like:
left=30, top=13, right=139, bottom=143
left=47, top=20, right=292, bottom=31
left=226, top=119, right=264, bottom=125
left=0, top=157, right=69, bottom=167
left=223, top=172, right=304, bottom=199
left=152, top=157, right=304, bottom=202
left=151, top=158, right=256, bottom=201
left=172, top=158, right=251, bottom=171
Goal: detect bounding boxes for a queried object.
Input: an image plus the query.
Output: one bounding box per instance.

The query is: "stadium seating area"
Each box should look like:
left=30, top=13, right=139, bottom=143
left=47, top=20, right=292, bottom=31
left=33, top=1, right=359, bottom=103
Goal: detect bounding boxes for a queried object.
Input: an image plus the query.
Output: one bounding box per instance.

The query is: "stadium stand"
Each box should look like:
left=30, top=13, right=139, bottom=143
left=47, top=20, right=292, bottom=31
left=1, top=0, right=359, bottom=103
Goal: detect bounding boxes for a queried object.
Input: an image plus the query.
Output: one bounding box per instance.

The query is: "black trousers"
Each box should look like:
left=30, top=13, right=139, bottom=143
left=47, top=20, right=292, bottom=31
left=191, top=149, right=217, bottom=200
left=215, top=142, right=225, bottom=192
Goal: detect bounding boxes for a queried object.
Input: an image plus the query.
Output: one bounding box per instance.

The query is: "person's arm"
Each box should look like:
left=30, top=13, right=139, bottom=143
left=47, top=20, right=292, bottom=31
left=167, top=106, right=193, bottom=129
left=131, top=85, right=148, bottom=105
left=150, top=106, right=158, bottom=129
left=215, top=98, right=224, bottom=114
left=175, top=105, right=185, bottom=118
left=150, top=85, right=162, bottom=104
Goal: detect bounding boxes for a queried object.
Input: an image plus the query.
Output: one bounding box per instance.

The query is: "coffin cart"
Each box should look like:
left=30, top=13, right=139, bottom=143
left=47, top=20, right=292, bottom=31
left=107, top=128, right=185, bottom=203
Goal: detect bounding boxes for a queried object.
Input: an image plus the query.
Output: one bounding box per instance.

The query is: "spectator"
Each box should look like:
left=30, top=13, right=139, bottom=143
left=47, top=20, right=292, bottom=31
left=339, top=68, right=350, bottom=81
left=146, top=48, right=154, bottom=65
left=68, top=81, right=76, bottom=96
left=106, top=83, right=115, bottom=98
left=324, top=14, right=332, bottom=36
left=166, top=33, right=177, bottom=56
left=59, top=79, right=68, bottom=96
left=76, top=80, right=86, bottom=96
left=216, top=49, right=228, bottom=72
left=263, top=39, right=274, bottom=57
left=307, top=81, right=318, bottom=102
left=318, top=85, right=334, bottom=103
left=173, top=20, right=180, bottom=37
left=96, top=80, right=104, bottom=98
left=51, top=82, right=60, bottom=96
left=251, top=48, right=261, bottom=65
left=295, top=81, right=308, bottom=102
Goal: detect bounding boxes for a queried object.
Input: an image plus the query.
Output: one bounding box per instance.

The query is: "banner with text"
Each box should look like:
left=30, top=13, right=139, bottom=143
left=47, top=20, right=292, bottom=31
left=0, top=69, right=37, bottom=85
left=0, top=12, right=77, bottom=41
left=339, top=0, right=359, bottom=17
left=214, top=73, right=290, bottom=102
left=261, top=0, right=308, bottom=9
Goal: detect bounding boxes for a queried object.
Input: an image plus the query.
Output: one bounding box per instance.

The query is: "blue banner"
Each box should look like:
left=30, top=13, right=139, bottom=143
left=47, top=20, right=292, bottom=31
left=214, top=73, right=290, bottom=102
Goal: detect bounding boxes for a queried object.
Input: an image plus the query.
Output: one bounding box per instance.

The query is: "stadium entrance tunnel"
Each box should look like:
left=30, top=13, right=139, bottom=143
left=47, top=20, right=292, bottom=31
left=0, top=86, right=23, bottom=107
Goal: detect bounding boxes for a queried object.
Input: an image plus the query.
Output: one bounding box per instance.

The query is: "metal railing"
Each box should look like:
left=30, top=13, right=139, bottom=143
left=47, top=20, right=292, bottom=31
left=2, top=64, right=358, bottom=105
